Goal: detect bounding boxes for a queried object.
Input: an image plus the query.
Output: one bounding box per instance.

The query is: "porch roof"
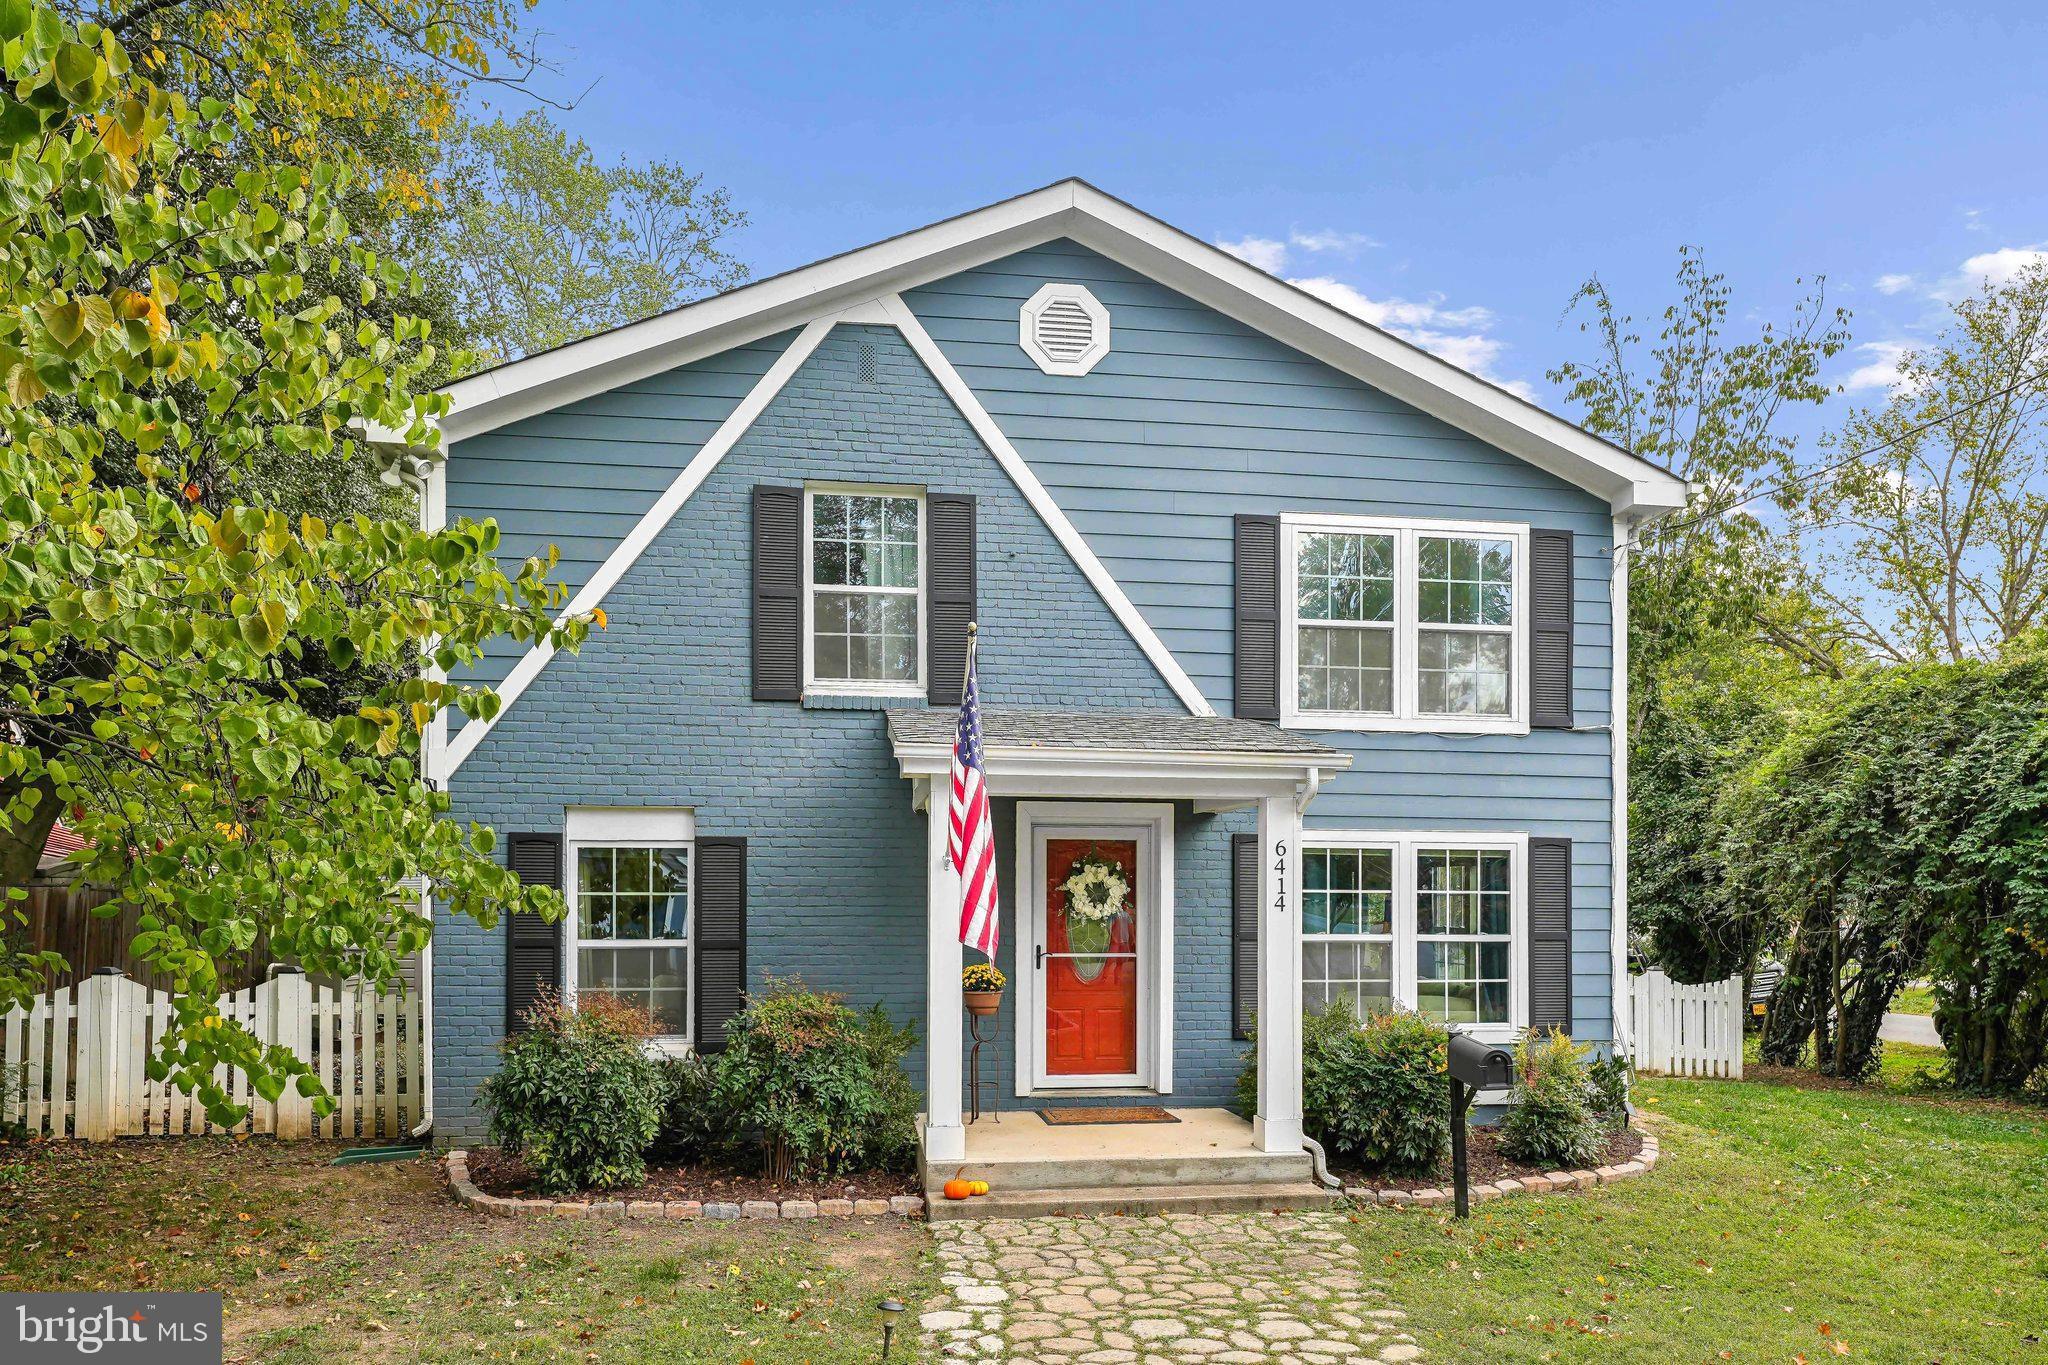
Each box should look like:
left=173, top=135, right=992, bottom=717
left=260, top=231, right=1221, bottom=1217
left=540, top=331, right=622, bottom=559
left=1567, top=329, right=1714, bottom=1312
left=887, top=707, right=1348, bottom=799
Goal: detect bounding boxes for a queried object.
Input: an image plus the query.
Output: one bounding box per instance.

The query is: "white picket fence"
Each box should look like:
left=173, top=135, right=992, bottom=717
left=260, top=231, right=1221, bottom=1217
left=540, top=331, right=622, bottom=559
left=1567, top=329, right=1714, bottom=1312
left=1, top=970, right=422, bottom=1141
left=1630, top=969, right=1745, bottom=1079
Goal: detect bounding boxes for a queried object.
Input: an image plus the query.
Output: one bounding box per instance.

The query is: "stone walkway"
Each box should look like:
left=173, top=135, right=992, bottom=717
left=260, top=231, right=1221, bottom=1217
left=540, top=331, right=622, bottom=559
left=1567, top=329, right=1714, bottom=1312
left=924, top=1211, right=1422, bottom=1363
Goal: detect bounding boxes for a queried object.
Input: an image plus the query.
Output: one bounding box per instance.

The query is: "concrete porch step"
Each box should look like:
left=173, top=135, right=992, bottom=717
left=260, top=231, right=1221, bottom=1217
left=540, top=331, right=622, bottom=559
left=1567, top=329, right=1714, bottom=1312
left=931, top=1147, right=1315, bottom=1192
left=925, top=1180, right=1339, bottom=1222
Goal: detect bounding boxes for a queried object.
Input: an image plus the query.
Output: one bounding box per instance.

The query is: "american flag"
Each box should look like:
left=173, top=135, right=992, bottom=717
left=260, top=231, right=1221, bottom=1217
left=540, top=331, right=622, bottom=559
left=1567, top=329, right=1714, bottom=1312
left=949, top=635, right=999, bottom=959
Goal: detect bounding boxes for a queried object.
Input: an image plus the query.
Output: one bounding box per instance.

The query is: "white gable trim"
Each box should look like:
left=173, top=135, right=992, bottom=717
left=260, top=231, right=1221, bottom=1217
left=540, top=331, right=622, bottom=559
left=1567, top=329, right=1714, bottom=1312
left=880, top=294, right=1212, bottom=716
left=440, top=315, right=835, bottom=777
left=441, top=297, right=1211, bottom=777
left=434, top=180, right=1686, bottom=517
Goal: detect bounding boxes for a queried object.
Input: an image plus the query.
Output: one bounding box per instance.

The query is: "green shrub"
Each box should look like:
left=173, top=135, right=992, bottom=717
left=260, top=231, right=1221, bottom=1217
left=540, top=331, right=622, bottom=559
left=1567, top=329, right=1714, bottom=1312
left=1237, top=1002, right=1450, bottom=1176
left=481, top=993, right=663, bottom=1194
left=709, top=978, right=919, bottom=1181
left=1498, top=1029, right=1606, bottom=1167
left=649, top=1054, right=732, bottom=1166
left=1585, top=1050, right=1631, bottom=1128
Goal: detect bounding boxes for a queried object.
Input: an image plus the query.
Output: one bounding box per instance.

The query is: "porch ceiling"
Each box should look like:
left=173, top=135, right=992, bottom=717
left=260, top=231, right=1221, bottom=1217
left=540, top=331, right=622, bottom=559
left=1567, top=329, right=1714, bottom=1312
left=887, top=706, right=1348, bottom=802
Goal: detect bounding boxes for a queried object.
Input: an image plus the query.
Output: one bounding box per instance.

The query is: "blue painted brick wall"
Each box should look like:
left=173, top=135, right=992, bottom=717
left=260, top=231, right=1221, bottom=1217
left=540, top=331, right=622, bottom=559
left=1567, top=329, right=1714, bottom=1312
left=435, top=324, right=1199, bottom=1140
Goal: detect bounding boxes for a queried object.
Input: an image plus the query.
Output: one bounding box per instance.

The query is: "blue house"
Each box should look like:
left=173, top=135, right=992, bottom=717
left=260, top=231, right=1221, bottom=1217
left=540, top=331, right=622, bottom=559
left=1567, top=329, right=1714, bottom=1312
left=409, top=180, right=1684, bottom=1203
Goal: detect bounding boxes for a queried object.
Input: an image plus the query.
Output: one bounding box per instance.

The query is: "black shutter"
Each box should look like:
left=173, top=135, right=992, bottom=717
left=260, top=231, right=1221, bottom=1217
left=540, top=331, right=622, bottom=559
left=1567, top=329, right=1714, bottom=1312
left=1234, top=515, right=1281, bottom=720
left=1231, top=832, right=1260, bottom=1041
left=505, top=832, right=562, bottom=1034
left=926, top=493, right=977, bottom=705
left=1530, top=529, right=1574, bottom=729
left=752, top=486, right=803, bottom=701
left=694, top=837, right=748, bottom=1053
left=1528, top=836, right=1573, bottom=1033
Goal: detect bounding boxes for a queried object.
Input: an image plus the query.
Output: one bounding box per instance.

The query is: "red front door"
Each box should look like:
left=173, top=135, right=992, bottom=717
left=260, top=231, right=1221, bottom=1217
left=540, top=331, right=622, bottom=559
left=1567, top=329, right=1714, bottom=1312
left=1043, top=837, right=1140, bottom=1077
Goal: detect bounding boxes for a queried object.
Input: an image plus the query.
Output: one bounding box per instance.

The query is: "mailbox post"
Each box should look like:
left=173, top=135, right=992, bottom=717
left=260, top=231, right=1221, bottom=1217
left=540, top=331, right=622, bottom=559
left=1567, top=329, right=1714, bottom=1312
left=1445, top=1031, right=1515, bottom=1219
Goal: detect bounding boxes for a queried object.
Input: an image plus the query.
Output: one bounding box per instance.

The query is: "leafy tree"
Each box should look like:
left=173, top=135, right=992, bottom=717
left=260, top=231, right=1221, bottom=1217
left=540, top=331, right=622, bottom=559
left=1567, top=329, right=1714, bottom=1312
left=426, top=110, right=748, bottom=367
left=1799, top=263, right=2048, bottom=663
left=1549, top=246, right=1854, bottom=736
left=0, top=3, right=587, bottom=1123
left=1627, top=647, right=1819, bottom=984
left=1732, top=652, right=2048, bottom=1088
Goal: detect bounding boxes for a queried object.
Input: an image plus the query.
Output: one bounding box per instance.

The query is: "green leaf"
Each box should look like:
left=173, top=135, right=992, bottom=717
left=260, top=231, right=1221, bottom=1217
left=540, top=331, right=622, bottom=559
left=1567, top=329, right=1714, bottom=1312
left=51, top=40, right=99, bottom=101
left=0, top=0, right=30, bottom=41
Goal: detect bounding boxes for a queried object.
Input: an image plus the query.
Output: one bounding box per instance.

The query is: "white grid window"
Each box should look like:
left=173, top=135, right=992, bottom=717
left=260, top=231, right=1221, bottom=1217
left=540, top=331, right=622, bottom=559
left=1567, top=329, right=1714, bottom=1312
left=1417, top=536, right=1514, bottom=717
left=1414, top=847, right=1513, bottom=1025
left=1281, top=517, right=1529, bottom=734
left=1295, top=531, right=1396, bottom=715
left=574, top=844, right=691, bottom=1039
left=1300, top=846, right=1394, bottom=1016
left=805, top=487, right=923, bottom=693
left=1298, top=835, right=1524, bottom=1038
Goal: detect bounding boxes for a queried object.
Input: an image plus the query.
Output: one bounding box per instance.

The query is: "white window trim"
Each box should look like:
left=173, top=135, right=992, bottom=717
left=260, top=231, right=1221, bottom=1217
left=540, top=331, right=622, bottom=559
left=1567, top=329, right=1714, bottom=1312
left=562, top=808, right=697, bottom=1052
left=1279, top=514, right=1530, bottom=736
left=802, top=481, right=927, bottom=699
left=1297, top=830, right=1528, bottom=1044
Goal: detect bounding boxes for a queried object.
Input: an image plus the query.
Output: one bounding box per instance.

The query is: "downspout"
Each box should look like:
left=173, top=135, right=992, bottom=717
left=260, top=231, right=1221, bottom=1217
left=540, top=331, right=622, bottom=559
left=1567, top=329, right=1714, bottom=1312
left=391, top=452, right=446, bottom=1141
left=1294, top=765, right=1322, bottom=816
left=1609, top=513, right=1634, bottom=1066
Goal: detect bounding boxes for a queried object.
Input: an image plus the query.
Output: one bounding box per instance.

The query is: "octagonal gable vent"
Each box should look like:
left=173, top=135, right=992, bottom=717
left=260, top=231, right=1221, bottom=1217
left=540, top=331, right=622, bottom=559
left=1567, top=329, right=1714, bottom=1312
left=1020, top=283, right=1110, bottom=376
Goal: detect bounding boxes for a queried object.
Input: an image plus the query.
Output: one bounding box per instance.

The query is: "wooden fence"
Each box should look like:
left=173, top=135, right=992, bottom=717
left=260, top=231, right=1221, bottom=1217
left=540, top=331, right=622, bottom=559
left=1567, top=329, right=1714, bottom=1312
left=1630, top=969, right=1745, bottom=1079
left=6, top=881, right=276, bottom=992
left=1, top=970, right=423, bottom=1141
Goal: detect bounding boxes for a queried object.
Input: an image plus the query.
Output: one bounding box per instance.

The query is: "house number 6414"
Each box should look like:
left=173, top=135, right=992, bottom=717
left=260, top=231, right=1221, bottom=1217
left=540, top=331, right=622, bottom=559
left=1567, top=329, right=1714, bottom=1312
left=1271, top=837, right=1289, bottom=918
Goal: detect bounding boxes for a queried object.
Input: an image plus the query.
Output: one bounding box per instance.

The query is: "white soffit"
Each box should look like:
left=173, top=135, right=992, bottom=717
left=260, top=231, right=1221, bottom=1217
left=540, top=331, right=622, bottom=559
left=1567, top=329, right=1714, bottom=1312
left=435, top=180, right=1685, bottom=516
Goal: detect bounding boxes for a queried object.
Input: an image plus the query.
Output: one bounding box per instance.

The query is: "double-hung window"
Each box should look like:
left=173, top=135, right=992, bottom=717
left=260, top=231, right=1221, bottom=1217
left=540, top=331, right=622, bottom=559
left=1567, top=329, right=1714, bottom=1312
left=804, top=485, right=924, bottom=695
left=1281, top=516, right=1528, bottom=733
left=1297, top=833, right=1525, bottom=1039
left=565, top=809, right=694, bottom=1046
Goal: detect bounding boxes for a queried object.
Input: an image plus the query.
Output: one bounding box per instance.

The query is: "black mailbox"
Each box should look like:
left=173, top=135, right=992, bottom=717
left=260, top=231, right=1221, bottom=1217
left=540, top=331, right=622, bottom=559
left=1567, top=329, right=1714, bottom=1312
left=1447, top=1032, right=1515, bottom=1090
left=1445, top=1029, right=1517, bottom=1219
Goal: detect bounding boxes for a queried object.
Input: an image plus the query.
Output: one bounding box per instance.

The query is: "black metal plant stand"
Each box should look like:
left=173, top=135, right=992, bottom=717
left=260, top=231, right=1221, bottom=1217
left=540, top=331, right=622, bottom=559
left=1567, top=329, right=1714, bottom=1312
left=966, top=1010, right=1001, bottom=1124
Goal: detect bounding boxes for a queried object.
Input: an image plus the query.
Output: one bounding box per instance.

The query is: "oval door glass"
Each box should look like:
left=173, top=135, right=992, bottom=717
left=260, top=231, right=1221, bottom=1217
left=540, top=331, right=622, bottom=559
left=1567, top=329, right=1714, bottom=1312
left=1044, top=837, right=1139, bottom=1077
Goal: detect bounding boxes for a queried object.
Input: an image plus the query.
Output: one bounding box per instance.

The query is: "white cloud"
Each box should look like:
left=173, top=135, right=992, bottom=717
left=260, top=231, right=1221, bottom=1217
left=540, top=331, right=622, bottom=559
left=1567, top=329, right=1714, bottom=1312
left=1956, top=245, right=2048, bottom=288
left=1288, top=275, right=1526, bottom=391
left=1962, top=207, right=1987, bottom=233
left=1216, top=235, right=1290, bottom=274
left=1289, top=228, right=1379, bottom=254
left=1874, top=273, right=1915, bottom=295
left=1843, top=341, right=1912, bottom=392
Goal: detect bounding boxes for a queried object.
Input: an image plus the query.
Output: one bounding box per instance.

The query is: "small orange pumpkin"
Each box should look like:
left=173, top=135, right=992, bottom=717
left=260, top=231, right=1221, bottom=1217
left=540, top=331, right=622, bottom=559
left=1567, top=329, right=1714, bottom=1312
left=942, top=1178, right=974, bottom=1201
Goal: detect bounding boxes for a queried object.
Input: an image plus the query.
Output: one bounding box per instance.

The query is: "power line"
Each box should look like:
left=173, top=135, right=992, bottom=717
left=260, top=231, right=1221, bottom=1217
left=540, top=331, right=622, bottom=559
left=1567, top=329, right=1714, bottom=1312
left=1614, top=360, right=2048, bottom=556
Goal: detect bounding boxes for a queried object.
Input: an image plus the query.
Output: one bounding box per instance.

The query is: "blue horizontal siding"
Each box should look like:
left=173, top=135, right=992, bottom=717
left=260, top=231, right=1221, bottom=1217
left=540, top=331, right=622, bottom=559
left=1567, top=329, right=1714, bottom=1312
left=905, top=240, right=1617, bottom=1043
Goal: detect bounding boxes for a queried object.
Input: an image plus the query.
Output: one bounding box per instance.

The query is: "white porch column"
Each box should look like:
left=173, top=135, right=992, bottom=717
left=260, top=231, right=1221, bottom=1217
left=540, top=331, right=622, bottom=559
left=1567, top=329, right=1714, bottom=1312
left=1252, top=791, right=1304, bottom=1154
left=924, top=802, right=966, bottom=1161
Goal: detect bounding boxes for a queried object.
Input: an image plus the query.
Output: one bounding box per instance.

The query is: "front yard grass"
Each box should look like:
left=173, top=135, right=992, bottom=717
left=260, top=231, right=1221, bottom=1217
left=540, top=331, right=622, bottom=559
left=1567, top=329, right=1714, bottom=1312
left=1346, top=1042, right=2048, bottom=1362
left=0, top=1139, right=935, bottom=1363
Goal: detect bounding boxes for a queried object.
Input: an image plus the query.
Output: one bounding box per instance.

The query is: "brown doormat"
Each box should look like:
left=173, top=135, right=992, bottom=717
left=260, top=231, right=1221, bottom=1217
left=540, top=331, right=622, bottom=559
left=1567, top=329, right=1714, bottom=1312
left=1037, top=1106, right=1180, bottom=1125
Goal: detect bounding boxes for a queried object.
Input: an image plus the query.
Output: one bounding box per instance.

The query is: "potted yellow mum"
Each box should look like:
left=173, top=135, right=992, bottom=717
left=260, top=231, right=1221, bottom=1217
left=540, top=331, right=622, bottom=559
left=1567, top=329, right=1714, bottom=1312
left=962, top=961, right=1007, bottom=1017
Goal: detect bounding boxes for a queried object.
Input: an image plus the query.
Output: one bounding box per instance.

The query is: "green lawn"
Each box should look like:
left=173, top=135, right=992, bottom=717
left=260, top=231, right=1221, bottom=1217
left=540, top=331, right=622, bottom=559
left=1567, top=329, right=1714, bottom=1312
left=1892, top=983, right=1937, bottom=1015
left=0, top=1139, right=935, bottom=1363
left=1345, top=1044, right=2048, bottom=1362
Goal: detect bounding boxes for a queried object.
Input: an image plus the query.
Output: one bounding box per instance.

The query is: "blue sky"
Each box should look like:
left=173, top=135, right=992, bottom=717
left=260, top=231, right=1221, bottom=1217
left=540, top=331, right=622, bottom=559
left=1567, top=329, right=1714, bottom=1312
left=497, top=1, right=2048, bottom=434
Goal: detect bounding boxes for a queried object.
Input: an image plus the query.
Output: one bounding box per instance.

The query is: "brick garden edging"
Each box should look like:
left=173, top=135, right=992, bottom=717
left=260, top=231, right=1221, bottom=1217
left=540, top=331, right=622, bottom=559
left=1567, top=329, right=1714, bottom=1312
left=1341, top=1118, right=1661, bottom=1208
left=442, top=1151, right=927, bottom=1221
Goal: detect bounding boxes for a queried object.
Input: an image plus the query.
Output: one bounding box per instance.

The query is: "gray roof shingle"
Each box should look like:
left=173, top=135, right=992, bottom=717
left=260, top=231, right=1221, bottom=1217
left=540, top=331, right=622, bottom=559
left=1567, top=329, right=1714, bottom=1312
left=884, top=707, right=1343, bottom=758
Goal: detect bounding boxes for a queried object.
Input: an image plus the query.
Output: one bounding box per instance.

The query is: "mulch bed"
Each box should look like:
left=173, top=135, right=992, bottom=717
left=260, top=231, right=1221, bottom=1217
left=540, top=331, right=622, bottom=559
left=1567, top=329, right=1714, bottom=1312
left=1329, top=1121, right=1642, bottom=1190
left=464, top=1148, right=919, bottom=1205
